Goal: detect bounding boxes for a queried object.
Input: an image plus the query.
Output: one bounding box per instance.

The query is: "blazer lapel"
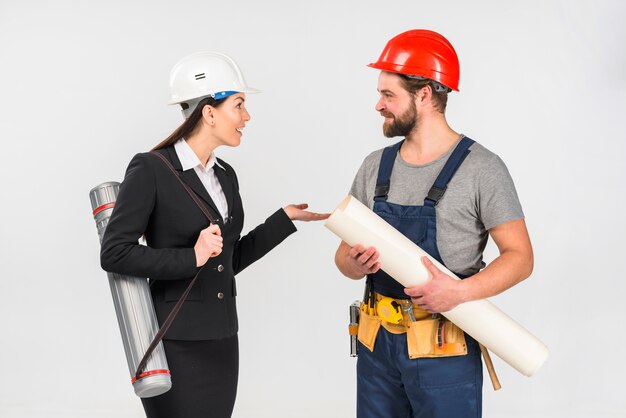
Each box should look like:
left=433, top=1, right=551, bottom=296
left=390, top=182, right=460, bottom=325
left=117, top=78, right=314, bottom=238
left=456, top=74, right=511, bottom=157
left=214, top=164, right=235, bottom=216
left=164, top=147, right=222, bottom=220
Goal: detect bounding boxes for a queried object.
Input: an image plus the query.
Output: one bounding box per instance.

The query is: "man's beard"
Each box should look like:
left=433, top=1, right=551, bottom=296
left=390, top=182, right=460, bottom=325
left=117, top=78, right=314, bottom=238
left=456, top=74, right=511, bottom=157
left=382, top=101, right=417, bottom=138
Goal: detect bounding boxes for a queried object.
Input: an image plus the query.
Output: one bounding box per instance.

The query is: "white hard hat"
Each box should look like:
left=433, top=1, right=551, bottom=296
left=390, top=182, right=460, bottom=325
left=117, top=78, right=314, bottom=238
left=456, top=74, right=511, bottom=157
left=168, top=51, right=260, bottom=115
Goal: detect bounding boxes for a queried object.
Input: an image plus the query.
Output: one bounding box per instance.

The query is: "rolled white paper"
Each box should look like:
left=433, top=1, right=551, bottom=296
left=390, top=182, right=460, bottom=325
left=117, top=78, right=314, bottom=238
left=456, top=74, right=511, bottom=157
left=325, top=195, right=548, bottom=377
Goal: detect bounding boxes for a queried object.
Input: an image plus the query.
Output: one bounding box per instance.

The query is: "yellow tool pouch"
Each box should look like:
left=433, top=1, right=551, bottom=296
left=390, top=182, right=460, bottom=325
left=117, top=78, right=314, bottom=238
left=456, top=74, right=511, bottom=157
left=357, top=293, right=467, bottom=359
left=406, top=316, right=467, bottom=359
left=357, top=302, right=381, bottom=352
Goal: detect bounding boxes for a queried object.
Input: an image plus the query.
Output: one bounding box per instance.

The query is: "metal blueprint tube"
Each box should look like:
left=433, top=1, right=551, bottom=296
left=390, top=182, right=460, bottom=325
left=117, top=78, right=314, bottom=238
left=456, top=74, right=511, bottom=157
left=90, top=182, right=171, bottom=398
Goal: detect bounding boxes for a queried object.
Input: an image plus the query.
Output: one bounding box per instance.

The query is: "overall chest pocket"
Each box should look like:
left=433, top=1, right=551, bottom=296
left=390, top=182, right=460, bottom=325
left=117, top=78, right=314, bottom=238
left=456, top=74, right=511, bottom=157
left=380, top=213, right=429, bottom=245
left=374, top=201, right=432, bottom=246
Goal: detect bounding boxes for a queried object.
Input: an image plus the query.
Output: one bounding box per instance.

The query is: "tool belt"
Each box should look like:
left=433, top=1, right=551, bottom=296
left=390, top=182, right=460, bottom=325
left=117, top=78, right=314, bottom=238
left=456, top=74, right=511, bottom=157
left=357, top=292, right=467, bottom=359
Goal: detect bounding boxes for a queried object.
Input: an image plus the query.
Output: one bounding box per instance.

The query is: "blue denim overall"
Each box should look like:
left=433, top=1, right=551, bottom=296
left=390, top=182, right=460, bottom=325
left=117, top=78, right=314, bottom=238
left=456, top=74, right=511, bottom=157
left=357, top=137, right=483, bottom=418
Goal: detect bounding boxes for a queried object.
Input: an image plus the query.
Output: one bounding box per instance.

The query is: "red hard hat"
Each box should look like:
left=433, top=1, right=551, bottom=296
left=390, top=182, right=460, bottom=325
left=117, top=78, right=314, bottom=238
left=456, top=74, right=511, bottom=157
left=368, top=29, right=460, bottom=92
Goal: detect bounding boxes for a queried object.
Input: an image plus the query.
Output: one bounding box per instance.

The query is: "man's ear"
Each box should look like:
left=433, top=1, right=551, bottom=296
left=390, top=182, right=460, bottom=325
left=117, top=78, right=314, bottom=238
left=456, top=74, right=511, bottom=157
left=417, top=85, right=432, bottom=104
left=414, top=84, right=434, bottom=111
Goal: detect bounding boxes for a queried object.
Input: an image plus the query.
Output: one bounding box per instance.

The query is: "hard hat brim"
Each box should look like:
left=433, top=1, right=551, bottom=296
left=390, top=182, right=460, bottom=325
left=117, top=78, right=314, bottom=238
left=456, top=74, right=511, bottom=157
left=367, top=62, right=459, bottom=92
left=168, top=86, right=261, bottom=106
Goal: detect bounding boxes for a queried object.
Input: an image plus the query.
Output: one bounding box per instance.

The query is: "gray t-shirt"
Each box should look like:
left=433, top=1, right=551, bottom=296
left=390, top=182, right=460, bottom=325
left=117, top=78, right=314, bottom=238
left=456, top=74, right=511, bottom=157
left=349, top=138, right=524, bottom=276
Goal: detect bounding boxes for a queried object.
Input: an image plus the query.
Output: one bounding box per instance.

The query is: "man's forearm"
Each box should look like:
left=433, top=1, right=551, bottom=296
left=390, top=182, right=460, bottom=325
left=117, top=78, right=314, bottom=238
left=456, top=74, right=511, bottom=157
left=458, top=248, right=534, bottom=303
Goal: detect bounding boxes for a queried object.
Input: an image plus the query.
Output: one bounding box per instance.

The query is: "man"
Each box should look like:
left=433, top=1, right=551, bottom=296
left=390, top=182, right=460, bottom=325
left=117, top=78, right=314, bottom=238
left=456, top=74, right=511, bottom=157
left=335, top=30, right=533, bottom=417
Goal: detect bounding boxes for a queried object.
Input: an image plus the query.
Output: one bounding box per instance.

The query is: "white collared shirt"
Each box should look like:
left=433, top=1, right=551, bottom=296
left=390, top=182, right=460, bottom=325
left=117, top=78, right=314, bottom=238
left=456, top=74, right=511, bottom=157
left=174, top=139, right=229, bottom=221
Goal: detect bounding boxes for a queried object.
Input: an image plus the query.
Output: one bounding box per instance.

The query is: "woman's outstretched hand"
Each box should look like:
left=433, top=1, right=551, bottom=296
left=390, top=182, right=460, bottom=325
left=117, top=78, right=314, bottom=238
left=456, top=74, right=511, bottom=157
left=283, top=203, right=330, bottom=222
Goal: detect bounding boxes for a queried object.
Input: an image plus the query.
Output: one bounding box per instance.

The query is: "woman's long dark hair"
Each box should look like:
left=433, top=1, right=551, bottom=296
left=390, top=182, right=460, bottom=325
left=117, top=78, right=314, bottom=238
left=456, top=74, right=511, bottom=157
left=152, top=96, right=227, bottom=150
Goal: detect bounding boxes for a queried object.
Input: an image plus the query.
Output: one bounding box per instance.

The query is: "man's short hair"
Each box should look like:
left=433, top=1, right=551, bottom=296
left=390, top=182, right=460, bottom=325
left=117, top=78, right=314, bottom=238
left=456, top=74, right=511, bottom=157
left=398, top=75, right=449, bottom=113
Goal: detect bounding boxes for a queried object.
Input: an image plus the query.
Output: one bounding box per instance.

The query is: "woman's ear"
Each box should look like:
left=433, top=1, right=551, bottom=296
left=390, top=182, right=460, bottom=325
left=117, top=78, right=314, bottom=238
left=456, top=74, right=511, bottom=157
left=201, top=104, right=216, bottom=126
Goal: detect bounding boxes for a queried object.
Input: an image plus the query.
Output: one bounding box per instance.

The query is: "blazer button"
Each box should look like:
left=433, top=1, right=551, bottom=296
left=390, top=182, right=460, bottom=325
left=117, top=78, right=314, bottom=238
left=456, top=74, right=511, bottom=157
left=217, top=292, right=224, bottom=300
left=217, top=264, right=224, bottom=273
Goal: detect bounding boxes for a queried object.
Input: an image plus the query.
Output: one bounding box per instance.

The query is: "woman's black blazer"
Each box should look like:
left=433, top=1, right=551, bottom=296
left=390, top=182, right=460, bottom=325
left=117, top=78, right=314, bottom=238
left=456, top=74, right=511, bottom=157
left=100, top=146, right=296, bottom=340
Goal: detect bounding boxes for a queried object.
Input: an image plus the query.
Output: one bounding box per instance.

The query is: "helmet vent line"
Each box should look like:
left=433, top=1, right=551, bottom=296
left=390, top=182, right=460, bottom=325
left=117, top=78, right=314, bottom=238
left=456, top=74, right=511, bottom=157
left=194, top=73, right=206, bottom=80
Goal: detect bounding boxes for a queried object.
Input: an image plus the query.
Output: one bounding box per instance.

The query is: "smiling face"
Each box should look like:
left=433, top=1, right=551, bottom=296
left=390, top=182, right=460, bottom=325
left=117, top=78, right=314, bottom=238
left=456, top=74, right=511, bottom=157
left=210, top=93, right=251, bottom=147
left=375, top=72, right=418, bottom=138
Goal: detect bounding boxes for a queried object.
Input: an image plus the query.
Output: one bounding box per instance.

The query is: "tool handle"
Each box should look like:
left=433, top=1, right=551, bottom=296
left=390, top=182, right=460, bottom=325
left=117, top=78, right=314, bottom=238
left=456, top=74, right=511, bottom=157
left=479, top=344, right=502, bottom=391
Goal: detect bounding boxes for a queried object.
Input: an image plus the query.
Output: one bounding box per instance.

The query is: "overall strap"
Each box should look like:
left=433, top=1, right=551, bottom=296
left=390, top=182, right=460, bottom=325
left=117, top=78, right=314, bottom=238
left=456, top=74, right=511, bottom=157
left=424, top=136, right=475, bottom=207
left=374, top=140, right=403, bottom=201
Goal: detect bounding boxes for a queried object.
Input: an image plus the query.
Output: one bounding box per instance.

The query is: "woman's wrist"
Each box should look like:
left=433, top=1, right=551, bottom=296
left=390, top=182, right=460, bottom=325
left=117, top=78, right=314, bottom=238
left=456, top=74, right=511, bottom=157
left=282, top=205, right=294, bottom=220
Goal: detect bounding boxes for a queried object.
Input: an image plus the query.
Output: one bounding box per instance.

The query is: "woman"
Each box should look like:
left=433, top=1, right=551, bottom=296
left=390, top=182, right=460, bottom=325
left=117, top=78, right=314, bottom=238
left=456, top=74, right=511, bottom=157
left=100, top=51, right=328, bottom=418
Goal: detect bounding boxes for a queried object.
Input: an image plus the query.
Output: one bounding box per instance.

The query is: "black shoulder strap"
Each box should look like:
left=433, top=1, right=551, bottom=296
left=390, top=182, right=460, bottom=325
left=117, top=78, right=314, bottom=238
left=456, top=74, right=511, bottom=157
left=424, top=137, right=475, bottom=206
left=374, top=140, right=403, bottom=201
left=151, top=151, right=217, bottom=223
left=133, top=151, right=215, bottom=382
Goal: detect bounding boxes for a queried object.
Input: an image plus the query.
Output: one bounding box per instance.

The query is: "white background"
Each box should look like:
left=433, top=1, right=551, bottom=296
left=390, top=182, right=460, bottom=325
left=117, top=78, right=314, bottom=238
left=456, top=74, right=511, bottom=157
left=1, top=0, right=625, bottom=417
